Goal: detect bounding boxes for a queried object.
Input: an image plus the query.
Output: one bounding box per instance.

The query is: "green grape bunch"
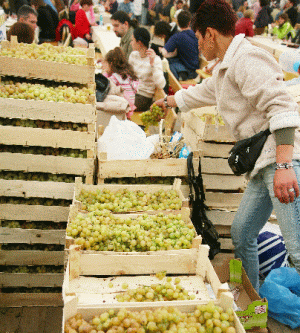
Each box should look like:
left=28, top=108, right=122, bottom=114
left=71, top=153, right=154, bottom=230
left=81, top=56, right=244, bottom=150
left=116, top=276, right=196, bottom=302
left=67, top=211, right=196, bottom=252
left=78, top=188, right=182, bottom=213
left=140, top=104, right=165, bottom=129
left=65, top=303, right=238, bottom=333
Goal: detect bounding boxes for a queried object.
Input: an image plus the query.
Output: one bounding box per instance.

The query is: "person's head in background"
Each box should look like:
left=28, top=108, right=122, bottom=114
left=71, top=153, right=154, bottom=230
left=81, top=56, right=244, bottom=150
left=79, top=0, right=93, bottom=12
left=259, top=0, right=269, bottom=7
left=131, top=27, right=150, bottom=52
left=7, top=22, right=35, bottom=43
left=103, top=46, right=138, bottom=80
left=176, top=0, right=183, bottom=10
left=154, top=20, right=172, bottom=42
left=278, top=12, right=289, bottom=26
left=191, top=0, right=237, bottom=61
left=31, top=0, right=46, bottom=11
left=177, top=10, right=192, bottom=29
left=17, top=5, right=38, bottom=31
left=286, top=0, right=297, bottom=8
left=244, top=9, right=254, bottom=20
left=111, top=11, right=137, bottom=38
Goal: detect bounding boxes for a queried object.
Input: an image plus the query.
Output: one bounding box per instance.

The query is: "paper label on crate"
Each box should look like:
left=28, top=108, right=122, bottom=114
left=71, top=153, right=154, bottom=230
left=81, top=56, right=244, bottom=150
left=236, top=300, right=268, bottom=329
left=229, top=259, right=242, bottom=284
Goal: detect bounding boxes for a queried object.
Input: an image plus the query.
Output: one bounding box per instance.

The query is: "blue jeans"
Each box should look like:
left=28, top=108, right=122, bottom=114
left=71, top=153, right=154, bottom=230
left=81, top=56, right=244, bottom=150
left=168, top=57, right=197, bottom=80
left=231, top=160, right=300, bottom=292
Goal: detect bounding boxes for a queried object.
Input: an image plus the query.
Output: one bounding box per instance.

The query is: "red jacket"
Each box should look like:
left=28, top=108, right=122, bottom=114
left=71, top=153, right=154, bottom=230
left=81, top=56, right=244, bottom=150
left=235, top=17, right=254, bottom=37
left=75, top=8, right=91, bottom=38
left=55, top=19, right=76, bottom=41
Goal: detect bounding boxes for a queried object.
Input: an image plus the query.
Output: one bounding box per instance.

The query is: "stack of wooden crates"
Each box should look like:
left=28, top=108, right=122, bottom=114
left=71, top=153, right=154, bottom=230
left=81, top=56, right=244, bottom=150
left=181, top=106, right=247, bottom=254
left=0, top=38, right=96, bottom=306
left=62, top=179, right=246, bottom=333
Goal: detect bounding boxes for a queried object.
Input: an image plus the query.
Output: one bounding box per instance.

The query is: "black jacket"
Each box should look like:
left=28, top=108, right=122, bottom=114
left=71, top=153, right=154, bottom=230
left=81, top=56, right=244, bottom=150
left=254, top=6, right=273, bottom=28
left=37, top=4, right=59, bottom=42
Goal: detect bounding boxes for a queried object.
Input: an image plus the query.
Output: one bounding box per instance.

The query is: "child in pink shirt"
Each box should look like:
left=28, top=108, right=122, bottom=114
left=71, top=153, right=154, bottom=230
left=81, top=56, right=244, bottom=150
left=102, top=47, right=139, bottom=119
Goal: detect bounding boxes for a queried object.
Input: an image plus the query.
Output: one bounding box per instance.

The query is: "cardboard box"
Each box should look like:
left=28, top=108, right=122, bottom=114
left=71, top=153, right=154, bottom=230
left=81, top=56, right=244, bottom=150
left=214, top=258, right=268, bottom=332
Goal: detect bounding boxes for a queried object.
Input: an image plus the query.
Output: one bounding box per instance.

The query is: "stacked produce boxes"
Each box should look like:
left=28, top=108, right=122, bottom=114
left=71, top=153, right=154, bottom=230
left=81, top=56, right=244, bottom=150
left=63, top=178, right=246, bottom=332
left=181, top=107, right=247, bottom=253
left=0, top=38, right=96, bottom=306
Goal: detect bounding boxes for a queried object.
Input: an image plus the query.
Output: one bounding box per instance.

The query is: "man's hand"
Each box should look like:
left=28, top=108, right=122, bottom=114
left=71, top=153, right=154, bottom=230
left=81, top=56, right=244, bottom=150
left=151, top=98, right=168, bottom=117
left=274, top=168, right=300, bottom=204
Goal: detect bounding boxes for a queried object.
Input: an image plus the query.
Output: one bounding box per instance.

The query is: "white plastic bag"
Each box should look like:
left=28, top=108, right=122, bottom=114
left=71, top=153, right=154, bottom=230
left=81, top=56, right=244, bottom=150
left=97, top=116, right=156, bottom=160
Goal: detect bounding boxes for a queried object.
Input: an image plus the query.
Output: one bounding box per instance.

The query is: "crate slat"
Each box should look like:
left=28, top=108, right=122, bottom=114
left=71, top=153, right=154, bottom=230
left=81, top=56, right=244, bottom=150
left=205, top=192, right=243, bottom=209
left=197, top=141, right=234, bottom=158
left=0, top=179, right=74, bottom=199
left=0, top=56, right=95, bottom=84
left=0, top=204, right=69, bottom=222
left=98, top=156, right=199, bottom=179
left=0, top=250, right=65, bottom=265
left=0, top=228, right=65, bottom=245
left=0, top=98, right=96, bottom=124
left=202, top=174, right=247, bottom=191
left=0, top=293, right=63, bottom=307
left=0, top=273, right=64, bottom=287
left=0, top=126, right=95, bottom=150
left=0, top=152, right=94, bottom=176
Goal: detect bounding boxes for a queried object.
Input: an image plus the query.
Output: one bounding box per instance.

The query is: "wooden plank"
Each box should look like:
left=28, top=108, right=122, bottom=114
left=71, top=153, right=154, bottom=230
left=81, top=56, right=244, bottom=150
left=202, top=174, right=247, bottom=191
left=0, top=293, right=63, bottom=307
left=0, top=273, right=64, bottom=288
left=0, top=307, right=23, bottom=331
left=43, top=307, right=64, bottom=333
left=0, top=152, right=94, bottom=176
left=98, top=157, right=199, bottom=178
left=77, top=249, right=199, bottom=276
left=0, top=55, right=95, bottom=84
left=0, top=126, right=95, bottom=150
left=0, top=228, right=65, bottom=245
left=18, top=307, right=47, bottom=333
left=0, top=179, right=74, bottom=199
left=220, top=237, right=234, bottom=251
left=201, top=157, right=234, bottom=174
left=207, top=210, right=236, bottom=226
left=205, top=192, right=243, bottom=209
left=0, top=97, right=96, bottom=124
left=197, top=141, right=234, bottom=158
left=0, top=250, right=65, bottom=265
left=0, top=204, right=69, bottom=222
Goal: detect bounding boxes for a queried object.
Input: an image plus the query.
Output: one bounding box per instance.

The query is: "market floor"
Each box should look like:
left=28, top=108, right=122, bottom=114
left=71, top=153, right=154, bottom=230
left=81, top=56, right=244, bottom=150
left=1, top=305, right=300, bottom=333
left=0, top=306, right=63, bottom=333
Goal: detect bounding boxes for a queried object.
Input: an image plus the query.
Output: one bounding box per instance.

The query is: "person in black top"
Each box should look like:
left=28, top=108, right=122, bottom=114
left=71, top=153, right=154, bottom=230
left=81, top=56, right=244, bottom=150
left=254, top=0, right=273, bottom=34
left=31, top=0, right=59, bottom=43
left=285, top=0, right=298, bottom=27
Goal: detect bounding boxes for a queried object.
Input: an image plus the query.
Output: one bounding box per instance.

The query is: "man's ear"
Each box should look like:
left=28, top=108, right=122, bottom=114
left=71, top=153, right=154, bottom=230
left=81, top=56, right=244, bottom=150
left=206, top=27, right=217, bottom=41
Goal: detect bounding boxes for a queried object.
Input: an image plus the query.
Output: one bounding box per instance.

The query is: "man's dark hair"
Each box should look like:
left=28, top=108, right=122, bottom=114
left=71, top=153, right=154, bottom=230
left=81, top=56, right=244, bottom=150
left=111, top=10, right=138, bottom=28
left=191, top=0, right=237, bottom=37
left=17, top=5, right=37, bottom=21
left=279, top=12, right=289, bottom=21
left=133, top=27, right=150, bottom=48
left=177, top=10, right=192, bottom=29
left=289, top=0, right=297, bottom=6
left=154, top=21, right=171, bottom=38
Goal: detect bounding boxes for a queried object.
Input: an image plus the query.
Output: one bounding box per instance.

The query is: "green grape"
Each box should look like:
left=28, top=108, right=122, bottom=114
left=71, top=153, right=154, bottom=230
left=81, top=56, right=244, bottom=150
left=140, top=104, right=165, bottom=129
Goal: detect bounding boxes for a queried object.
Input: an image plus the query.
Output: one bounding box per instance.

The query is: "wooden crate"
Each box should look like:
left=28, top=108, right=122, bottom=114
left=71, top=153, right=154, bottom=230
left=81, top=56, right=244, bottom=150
left=0, top=293, right=63, bottom=307
left=63, top=293, right=245, bottom=333
left=65, top=204, right=196, bottom=250
left=63, top=244, right=227, bottom=306
left=97, top=151, right=200, bottom=181
left=73, top=177, right=189, bottom=213
left=0, top=39, right=95, bottom=84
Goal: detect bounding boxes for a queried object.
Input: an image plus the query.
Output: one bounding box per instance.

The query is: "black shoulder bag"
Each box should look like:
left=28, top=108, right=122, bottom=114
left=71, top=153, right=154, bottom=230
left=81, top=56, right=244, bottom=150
left=228, top=129, right=271, bottom=176
left=187, top=152, right=221, bottom=260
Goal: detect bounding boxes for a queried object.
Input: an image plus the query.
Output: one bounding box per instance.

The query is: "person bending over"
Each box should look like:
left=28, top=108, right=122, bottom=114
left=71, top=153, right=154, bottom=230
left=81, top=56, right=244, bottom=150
left=153, top=0, right=300, bottom=293
left=129, top=27, right=166, bottom=111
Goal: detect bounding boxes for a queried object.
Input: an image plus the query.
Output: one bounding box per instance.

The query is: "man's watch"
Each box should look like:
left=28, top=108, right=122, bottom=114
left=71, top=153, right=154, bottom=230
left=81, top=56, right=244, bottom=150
left=163, top=95, right=168, bottom=108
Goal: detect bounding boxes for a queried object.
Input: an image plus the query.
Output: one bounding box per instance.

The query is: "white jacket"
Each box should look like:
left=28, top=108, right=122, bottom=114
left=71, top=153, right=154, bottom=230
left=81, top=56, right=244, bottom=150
left=175, top=34, right=300, bottom=178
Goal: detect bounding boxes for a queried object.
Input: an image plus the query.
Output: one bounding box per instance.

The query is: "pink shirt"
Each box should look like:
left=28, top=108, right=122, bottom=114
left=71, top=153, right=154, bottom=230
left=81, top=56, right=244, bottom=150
left=106, top=73, right=139, bottom=119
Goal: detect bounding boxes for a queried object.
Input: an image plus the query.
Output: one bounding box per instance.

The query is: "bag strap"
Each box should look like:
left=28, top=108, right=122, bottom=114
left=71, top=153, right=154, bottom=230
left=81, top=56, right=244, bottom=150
left=187, top=152, right=199, bottom=203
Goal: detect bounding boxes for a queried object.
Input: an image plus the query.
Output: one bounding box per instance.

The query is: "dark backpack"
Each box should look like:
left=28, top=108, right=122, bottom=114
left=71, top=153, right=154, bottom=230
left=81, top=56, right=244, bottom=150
left=187, top=152, right=221, bottom=260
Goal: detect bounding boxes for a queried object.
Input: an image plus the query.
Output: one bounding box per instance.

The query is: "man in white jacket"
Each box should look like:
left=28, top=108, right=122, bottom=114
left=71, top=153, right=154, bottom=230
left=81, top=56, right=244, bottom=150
left=153, top=0, right=300, bottom=292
